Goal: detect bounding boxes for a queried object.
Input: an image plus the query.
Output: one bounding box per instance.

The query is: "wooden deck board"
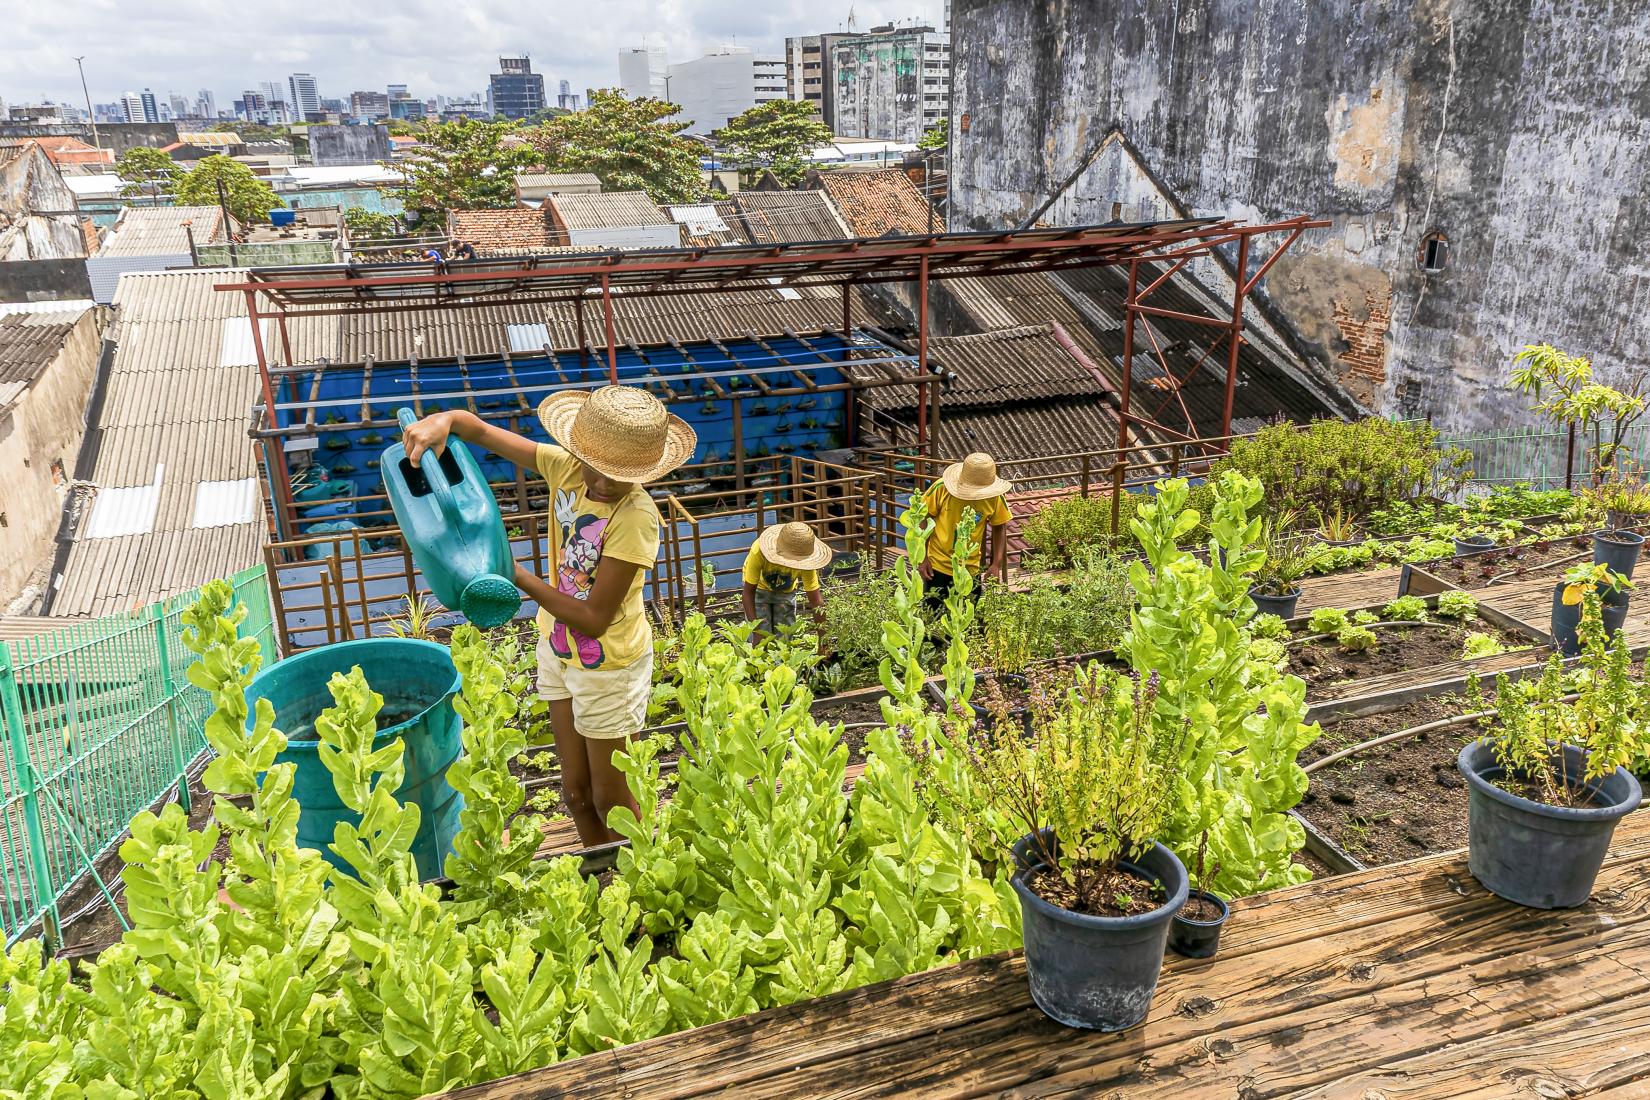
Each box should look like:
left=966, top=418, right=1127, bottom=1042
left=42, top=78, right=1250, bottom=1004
left=448, top=812, right=1650, bottom=1099
left=1296, top=567, right=1406, bottom=613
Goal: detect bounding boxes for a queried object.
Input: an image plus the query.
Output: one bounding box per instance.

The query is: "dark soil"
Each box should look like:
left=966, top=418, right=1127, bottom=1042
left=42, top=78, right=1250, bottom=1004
left=1490, top=774, right=1606, bottom=808
left=1296, top=693, right=1483, bottom=866
left=1027, top=863, right=1164, bottom=917
left=1418, top=537, right=1596, bottom=590
left=1179, top=896, right=1225, bottom=922
left=1288, top=619, right=1531, bottom=698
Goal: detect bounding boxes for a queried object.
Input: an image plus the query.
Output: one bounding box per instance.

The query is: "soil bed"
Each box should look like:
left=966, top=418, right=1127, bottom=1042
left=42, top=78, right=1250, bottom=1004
left=1417, top=536, right=1597, bottom=590
left=1296, top=693, right=1484, bottom=866
left=1288, top=620, right=1532, bottom=699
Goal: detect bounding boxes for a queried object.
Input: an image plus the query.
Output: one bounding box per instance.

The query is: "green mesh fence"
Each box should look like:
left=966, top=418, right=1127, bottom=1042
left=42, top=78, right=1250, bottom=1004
left=1, top=566, right=276, bottom=947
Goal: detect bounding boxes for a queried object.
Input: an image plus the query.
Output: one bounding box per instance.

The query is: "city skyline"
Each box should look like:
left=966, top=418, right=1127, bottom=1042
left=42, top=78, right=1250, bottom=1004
left=0, top=0, right=943, bottom=112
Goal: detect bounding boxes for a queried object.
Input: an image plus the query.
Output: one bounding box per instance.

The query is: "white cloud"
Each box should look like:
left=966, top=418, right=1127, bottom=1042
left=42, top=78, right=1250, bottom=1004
left=1, top=0, right=946, bottom=107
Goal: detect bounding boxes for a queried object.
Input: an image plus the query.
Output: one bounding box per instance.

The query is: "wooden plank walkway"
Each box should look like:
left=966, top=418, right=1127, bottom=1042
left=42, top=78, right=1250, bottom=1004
left=1297, top=566, right=1405, bottom=613
left=1478, top=574, right=1650, bottom=650
left=456, top=810, right=1650, bottom=1099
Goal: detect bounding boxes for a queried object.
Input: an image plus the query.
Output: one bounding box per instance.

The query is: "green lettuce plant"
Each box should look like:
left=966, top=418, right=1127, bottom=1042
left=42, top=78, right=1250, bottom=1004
left=1308, top=607, right=1349, bottom=634
left=1381, top=596, right=1429, bottom=622
left=1436, top=591, right=1479, bottom=620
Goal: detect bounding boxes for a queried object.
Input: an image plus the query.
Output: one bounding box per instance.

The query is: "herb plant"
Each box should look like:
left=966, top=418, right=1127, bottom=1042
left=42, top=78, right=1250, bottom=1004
left=1468, top=591, right=1647, bottom=805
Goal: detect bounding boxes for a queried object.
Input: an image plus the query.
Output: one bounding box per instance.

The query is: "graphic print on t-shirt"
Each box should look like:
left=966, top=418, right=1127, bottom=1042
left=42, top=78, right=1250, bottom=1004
left=551, top=487, right=610, bottom=668
left=761, top=567, right=799, bottom=594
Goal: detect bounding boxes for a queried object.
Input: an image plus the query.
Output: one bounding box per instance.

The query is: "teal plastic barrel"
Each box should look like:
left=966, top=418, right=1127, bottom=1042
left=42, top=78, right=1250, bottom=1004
left=248, top=638, right=465, bottom=880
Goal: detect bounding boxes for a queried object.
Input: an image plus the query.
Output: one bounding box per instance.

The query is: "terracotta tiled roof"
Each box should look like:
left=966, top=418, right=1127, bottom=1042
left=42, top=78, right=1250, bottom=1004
left=446, top=208, right=563, bottom=254
left=813, top=169, right=933, bottom=237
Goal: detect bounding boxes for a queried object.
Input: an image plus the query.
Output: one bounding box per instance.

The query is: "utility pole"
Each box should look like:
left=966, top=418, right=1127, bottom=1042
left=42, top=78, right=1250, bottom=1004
left=73, top=56, right=101, bottom=152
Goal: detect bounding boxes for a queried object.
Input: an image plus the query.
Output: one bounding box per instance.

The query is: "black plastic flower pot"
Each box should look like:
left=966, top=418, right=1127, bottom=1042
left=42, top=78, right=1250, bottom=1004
left=1457, top=740, right=1642, bottom=908
left=1167, top=890, right=1230, bottom=959
left=1592, top=528, right=1644, bottom=582
left=1249, top=585, right=1301, bottom=620
left=1453, top=534, right=1496, bottom=557
left=1549, top=583, right=1629, bottom=656
left=926, top=673, right=1031, bottom=738
left=1010, top=834, right=1188, bottom=1031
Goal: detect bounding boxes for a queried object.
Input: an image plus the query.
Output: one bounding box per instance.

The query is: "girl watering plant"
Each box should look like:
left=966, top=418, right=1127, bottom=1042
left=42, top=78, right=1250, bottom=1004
left=402, top=385, right=695, bottom=847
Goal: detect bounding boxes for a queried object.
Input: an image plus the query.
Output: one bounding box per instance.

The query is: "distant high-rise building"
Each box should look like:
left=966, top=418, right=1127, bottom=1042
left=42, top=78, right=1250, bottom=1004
left=825, top=24, right=949, bottom=142
left=785, top=34, right=847, bottom=127
left=238, top=89, right=270, bottom=124
left=389, top=97, right=424, bottom=121
left=120, top=91, right=146, bottom=123
left=288, top=73, right=322, bottom=120
left=487, top=56, right=546, bottom=119
left=664, top=46, right=785, bottom=136
left=350, top=90, right=390, bottom=119
left=196, top=89, right=216, bottom=119
left=137, top=89, right=160, bottom=123
left=168, top=92, right=190, bottom=119
left=387, top=83, right=409, bottom=100
left=555, top=79, right=581, bottom=111
left=618, top=46, right=669, bottom=101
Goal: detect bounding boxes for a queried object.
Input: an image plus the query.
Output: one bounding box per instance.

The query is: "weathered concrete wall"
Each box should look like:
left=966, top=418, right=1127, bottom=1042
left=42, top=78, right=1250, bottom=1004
left=949, top=0, right=1650, bottom=430
left=832, top=36, right=926, bottom=142
left=0, top=259, right=92, bottom=303
left=310, top=125, right=390, bottom=167
left=0, top=122, right=179, bottom=156
left=0, top=309, right=100, bottom=603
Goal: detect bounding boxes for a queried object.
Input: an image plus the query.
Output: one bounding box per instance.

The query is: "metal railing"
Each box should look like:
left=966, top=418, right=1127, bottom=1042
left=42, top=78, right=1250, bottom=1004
left=1439, top=421, right=1650, bottom=493
left=264, top=455, right=893, bottom=649
left=1, top=566, right=276, bottom=948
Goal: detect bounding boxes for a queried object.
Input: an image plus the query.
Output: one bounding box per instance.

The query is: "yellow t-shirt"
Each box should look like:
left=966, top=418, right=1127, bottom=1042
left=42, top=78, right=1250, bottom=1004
left=919, top=481, right=1012, bottom=576
left=533, top=444, right=659, bottom=671
left=741, top=545, right=820, bottom=595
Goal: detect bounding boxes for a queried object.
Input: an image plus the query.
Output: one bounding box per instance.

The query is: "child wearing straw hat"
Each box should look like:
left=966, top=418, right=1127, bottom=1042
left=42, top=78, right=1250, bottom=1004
left=741, top=520, right=833, bottom=644
left=916, top=452, right=1014, bottom=610
left=401, top=384, right=696, bottom=848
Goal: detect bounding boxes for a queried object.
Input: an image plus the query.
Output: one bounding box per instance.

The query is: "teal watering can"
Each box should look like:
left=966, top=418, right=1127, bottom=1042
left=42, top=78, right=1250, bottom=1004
left=383, top=408, right=522, bottom=628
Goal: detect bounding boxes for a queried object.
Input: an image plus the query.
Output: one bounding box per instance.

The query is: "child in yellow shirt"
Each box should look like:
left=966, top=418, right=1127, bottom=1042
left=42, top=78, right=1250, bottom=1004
left=741, top=521, right=832, bottom=645
left=916, top=452, right=1014, bottom=610
left=402, top=385, right=695, bottom=848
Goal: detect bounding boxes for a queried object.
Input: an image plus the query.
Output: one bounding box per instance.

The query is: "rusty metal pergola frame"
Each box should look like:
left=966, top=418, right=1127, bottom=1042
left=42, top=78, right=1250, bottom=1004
left=215, top=214, right=1324, bottom=525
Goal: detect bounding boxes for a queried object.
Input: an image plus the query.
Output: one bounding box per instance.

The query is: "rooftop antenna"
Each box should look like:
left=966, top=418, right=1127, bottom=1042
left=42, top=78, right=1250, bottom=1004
left=846, top=5, right=857, bottom=32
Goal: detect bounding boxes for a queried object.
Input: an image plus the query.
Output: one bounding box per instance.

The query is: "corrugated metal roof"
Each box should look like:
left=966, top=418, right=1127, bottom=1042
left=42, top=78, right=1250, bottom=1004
left=95, top=206, right=226, bottom=258
left=549, top=191, right=672, bottom=230
left=516, top=172, right=601, bottom=188
left=719, top=192, right=849, bottom=244
left=814, top=170, right=933, bottom=237
left=935, top=401, right=1121, bottom=461
left=0, top=305, right=93, bottom=414
left=50, top=269, right=267, bottom=617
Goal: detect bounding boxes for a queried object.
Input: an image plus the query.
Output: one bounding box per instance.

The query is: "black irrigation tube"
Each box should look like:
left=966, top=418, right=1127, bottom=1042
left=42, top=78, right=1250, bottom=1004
left=1302, top=691, right=1584, bottom=776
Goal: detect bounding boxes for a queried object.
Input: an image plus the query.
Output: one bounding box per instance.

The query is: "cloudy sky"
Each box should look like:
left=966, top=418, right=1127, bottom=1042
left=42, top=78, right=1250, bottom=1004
left=2, top=0, right=948, bottom=109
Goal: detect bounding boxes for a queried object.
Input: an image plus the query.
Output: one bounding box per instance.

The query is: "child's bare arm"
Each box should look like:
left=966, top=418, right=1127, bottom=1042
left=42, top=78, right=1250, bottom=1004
left=514, top=559, right=641, bottom=639
left=403, top=410, right=539, bottom=471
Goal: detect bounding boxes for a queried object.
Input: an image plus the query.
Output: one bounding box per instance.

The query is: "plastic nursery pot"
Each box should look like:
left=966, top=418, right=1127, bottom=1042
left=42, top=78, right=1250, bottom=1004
left=1453, top=534, right=1497, bottom=557
left=1010, top=832, right=1189, bottom=1031
left=1248, top=585, right=1301, bottom=620
left=1592, top=528, right=1644, bottom=582
left=1457, top=739, right=1642, bottom=908
left=1549, top=583, right=1629, bottom=657
left=1167, top=890, right=1230, bottom=960
left=925, top=673, right=1032, bottom=738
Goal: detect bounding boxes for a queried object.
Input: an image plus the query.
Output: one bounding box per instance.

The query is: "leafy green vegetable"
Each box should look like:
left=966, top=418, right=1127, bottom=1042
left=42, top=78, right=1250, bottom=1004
left=1435, top=591, right=1479, bottom=620
left=1336, top=625, right=1378, bottom=652
left=1382, top=595, right=1429, bottom=622
left=1308, top=607, right=1350, bottom=634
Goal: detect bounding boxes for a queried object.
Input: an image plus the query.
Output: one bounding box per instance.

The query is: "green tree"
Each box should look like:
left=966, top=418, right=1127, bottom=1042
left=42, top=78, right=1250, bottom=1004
left=173, top=155, right=283, bottom=225
left=918, top=119, right=948, bottom=150
left=529, top=89, right=704, bottom=204
left=713, top=99, right=831, bottom=187
left=395, top=118, right=541, bottom=222
left=1512, top=344, right=1650, bottom=482
left=343, top=207, right=399, bottom=241
left=115, top=146, right=176, bottom=201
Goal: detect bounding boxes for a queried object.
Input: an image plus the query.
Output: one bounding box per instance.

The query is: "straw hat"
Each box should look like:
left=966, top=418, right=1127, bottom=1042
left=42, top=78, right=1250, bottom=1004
left=538, top=385, right=697, bottom=483
left=942, top=452, right=1013, bottom=501
left=757, top=521, right=834, bottom=571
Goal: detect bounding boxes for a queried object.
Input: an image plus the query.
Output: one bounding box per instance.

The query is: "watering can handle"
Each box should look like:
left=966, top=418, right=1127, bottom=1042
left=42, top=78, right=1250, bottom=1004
left=396, top=407, right=463, bottom=528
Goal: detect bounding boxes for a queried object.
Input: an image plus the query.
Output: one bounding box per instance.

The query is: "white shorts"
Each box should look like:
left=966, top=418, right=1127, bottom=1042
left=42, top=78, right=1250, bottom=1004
left=535, top=637, right=653, bottom=740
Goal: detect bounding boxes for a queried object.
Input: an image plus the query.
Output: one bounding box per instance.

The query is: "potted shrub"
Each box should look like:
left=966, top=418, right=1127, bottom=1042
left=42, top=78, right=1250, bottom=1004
left=1167, top=832, right=1229, bottom=959
left=1315, top=503, right=1362, bottom=547
left=958, top=665, right=1188, bottom=1031
left=1462, top=594, right=1644, bottom=908
left=1452, top=520, right=1498, bottom=557
left=1550, top=562, right=1631, bottom=656
left=1250, top=511, right=1309, bottom=619
left=1590, top=469, right=1650, bottom=578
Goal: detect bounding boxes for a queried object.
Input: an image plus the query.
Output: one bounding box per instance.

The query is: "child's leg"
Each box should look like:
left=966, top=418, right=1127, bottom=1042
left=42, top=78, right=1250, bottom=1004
left=563, top=650, right=654, bottom=843
left=546, top=698, right=605, bottom=845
